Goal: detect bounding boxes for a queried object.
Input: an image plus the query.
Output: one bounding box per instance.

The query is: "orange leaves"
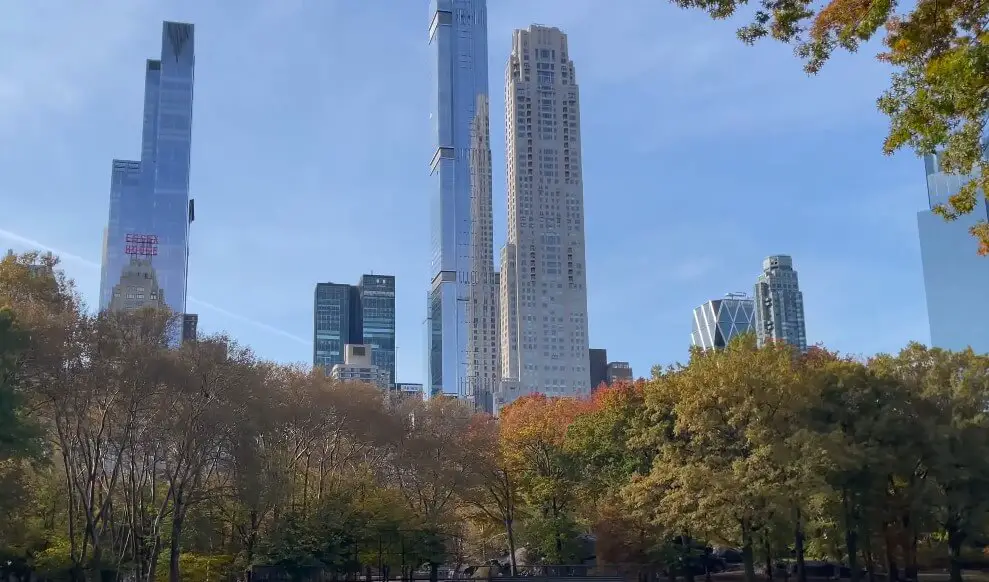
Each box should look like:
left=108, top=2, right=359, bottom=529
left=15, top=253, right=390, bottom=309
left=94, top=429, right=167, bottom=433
left=498, top=394, right=593, bottom=450
left=810, top=0, right=875, bottom=41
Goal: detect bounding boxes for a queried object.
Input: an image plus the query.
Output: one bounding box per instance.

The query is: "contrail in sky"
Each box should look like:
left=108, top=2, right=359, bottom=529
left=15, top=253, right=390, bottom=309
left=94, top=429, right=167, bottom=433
left=0, top=227, right=309, bottom=346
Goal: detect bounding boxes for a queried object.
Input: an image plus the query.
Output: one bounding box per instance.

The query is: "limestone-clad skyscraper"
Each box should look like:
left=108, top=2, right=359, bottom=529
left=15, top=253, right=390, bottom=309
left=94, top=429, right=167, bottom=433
left=498, top=26, right=591, bottom=407
left=426, top=0, right=500, bottom=412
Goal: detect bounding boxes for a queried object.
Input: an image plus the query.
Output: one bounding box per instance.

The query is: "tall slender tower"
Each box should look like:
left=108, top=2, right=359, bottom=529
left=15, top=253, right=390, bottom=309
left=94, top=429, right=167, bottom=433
left=753, top=255, right=807, bottom=351
left=426, top=0, right=499, bottom=410
left=498, top=25, right=591, bottom=408
left=917, top=151, right=989, bottom=353
left=99, top=21, right=195, bottom=330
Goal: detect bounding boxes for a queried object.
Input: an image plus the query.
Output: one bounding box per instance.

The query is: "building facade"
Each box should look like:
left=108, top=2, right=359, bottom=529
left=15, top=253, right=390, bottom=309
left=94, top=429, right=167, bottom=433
left=330, top=344, right=390, bottom=390
left=313, top=283, right=360, bottom=371
left=100, top=22, right=196, bottom=331
left=691, top=293, right=756, bottom=350
left=918, top=152, right=989, bottom=353
left=753, top=255, right=807, bottom=351
left=606, top=361, right=632, bottom=384
left=589, top=348, right=608, bottom=389
left=498, top=25, right=591, bottom=407
left=357, top=275, right=397, bottom=388
left=426, top=0, right=500, bottom=410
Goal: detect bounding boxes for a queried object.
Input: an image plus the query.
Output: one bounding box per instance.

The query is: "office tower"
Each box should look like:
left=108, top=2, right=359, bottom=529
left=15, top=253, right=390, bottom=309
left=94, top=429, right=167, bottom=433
left=691, top=293, right=756, bottom=350
left=589, top=348, right=608, bottom=389
left=753, top=255, right=808, bottom=351
left=426, top=0, right=500, bottom=410
left=330, top=344, right=390, bottom=390
left=99, top=22, right=196, bottom=329
left=314, top=275, right=397, bottom=382
left=606, top=361, right=632, bottom=384
left=313, top=283, right=360, bottom=371
left=357, top=274, right=397, bottom=388
left=182, top=313, right=198, bottom=343
left=395, top=382, right=426, bottom=402
left=499, top=25, right=591, bottom=406
left=918, top=152, right=989, bottom=353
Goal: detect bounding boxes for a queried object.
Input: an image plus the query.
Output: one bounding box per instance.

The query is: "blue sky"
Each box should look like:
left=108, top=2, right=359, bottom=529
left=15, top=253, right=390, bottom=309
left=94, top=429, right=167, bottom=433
left=1, top=0, right=930, bottom=381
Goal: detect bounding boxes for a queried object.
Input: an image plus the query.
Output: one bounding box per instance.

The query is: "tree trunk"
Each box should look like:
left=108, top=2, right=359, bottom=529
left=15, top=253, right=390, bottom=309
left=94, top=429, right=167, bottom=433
left=429, top=563, right=439, bottom=582
left=882, top=521, right=899, bottom=582
left=506, top=517, right=518, bottom=576
left=794, top=509, right=807, bottom=582
left=168, top=493, right=185, bottom=582
left=764, top=535, right=774, bottom=582
left=861, top=524, right=876, bottom=582
left=901, top=513, right=918, bottom=582
left=742, top=519, right=757, bottom=582
left=842, top=490, right=860, bottom=582
left=683, top=535, right=696, bottom=582
left=946, top=524, right=965, bottom=582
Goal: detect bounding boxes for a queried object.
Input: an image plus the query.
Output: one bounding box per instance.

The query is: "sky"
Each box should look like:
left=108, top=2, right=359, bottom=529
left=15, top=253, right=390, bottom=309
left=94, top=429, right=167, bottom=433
left=0, top=0, right=934, bottom=382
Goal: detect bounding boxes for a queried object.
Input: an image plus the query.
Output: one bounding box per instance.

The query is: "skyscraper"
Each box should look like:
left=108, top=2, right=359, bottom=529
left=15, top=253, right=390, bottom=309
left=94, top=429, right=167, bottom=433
left=99, top=22, right=196, bottom=326
left=918, top=153, right=989, bottom=353
left=498, top=25, right=591, bottom=406
left=753, top=255, right=807, bottom=351
left=314, top=276, right=397, bottom=386
left=691, top=293, right=756, bottom=350
left=588, top=348, right=608, bottom=389
left=426, top=0, right=500, bottom=409
left=357, top=274, right=397, bottom=388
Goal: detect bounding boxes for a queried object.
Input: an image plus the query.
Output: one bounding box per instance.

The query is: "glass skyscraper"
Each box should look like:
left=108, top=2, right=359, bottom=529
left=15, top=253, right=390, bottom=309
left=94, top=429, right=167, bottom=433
left=753, top=255, right=807, bottom=352
left=357, top=275, right=397, bottom=388
left=426, top=0, right=500, bottom=408
left=314, top=275, right=397, bottom=387
left=313, top=283, right=360, bottom=372
left=918, top=152, right=989, bottom=353
left=691, top=293, right=756, bottom=350
left=99, top=22, right=195, bottom=328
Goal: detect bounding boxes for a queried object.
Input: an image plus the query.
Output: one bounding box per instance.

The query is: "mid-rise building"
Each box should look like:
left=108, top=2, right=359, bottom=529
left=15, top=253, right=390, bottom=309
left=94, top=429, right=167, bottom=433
left=606, top=361, right=632, bottom=384
left=691, top=293, right=756, bottom=350
left=330, top=344, right=390, bottom=390
left=395, top=382, right=425, bottom=402
left=313, top=275, right=396, bottom=385
left=753, top=255, right=807, bottom=351
left=918, top=152, right=989, bottom=353
left=425, top=0, right=500, bottom=411
left=99, top=22, right=196, bottom=334
left=498, top=25, right=591, bottom=408
left=589, top=348, right=608, bottom=389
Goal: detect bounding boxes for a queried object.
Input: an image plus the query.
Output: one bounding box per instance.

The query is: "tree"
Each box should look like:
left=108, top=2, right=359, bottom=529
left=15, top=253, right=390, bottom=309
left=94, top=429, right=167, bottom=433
left=672, top=0, right=989, bottom=253
left=499, top=394, right=592, bottom=564
left=0, top=307, right=41, bottom=461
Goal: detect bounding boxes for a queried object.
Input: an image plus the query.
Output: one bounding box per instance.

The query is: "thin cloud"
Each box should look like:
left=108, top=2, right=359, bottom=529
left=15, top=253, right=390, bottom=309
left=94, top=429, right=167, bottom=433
left=0, top=227, right=308, bottom=346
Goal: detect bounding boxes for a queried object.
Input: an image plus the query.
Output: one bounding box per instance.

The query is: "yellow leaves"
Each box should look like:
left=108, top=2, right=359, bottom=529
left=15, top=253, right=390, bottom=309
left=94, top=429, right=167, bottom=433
left=810, top=0, right=875, bottom=41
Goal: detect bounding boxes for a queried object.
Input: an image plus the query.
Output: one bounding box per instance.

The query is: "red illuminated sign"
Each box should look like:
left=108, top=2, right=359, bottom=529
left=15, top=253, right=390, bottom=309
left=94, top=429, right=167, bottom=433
left=124, top=233, right=159, bottom=256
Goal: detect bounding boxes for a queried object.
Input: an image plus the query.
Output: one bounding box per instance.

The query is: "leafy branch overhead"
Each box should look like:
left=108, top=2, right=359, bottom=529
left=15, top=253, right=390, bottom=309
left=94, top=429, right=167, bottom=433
left=676, top=0, right=989, bottom=253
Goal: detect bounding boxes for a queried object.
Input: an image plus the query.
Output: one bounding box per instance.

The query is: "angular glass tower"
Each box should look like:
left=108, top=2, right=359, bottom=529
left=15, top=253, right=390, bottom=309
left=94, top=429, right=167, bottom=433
left=691, top=293, right=756, bottom=350
left=918, top=152, right=989, bottom=353
left=753, top=255, right=807, bottom=352
left=426, top=0, right=500, bottom=408
left=99, top=22, right=195, bottom=327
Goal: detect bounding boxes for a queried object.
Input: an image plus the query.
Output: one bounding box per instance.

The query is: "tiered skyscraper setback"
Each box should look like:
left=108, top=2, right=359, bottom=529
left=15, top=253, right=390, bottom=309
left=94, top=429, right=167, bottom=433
left=426, top=0, right=500, bottom=410
left=99, top=22, right=196, bottom=326
left=753, top=255, right=807, bottom=352
left=498, top=25, right=591, bottom=407
left=691, top=293, right=756, bottom=350
left=917, top=152, right=989, bottom=353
